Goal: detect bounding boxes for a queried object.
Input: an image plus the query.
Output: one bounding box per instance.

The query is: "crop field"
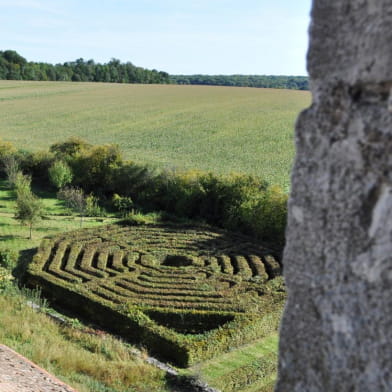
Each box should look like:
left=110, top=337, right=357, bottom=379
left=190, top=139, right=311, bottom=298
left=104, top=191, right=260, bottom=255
left=26, top=222, right=285, bottom=368
left=0, top=80, right=310, bottom=189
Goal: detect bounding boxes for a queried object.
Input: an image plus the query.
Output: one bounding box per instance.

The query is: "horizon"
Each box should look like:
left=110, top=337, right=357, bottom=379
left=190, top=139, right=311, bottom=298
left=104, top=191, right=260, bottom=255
left=0, top=0, right=311, bottom=76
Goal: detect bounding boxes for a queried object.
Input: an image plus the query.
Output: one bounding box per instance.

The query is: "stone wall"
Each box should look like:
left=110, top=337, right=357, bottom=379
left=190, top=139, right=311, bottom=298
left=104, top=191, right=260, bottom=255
left=276, top=1, right=392, bottom=391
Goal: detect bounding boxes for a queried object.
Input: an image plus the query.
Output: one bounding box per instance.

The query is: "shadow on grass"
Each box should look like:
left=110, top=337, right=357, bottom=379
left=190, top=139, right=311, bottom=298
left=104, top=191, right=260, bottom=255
left=13, top=247, right=37, bottom=282
left=0, top=234, right=25, bottom=241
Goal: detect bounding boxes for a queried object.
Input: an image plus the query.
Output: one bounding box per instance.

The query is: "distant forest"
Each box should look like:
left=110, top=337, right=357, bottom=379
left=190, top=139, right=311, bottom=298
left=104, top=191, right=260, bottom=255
left=170, top=74, right=309, bottom=90
left=0, top=50, right=309, bottom=90
left=0, top=50, right=170, bottom=84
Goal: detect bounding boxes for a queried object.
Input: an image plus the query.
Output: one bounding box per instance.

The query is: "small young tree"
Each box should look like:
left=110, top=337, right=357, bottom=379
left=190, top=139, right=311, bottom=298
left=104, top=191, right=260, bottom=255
left=48, top=160, right=73, bottom=189
left=85, top=194, right=103, bottom=217
left=57, top=186, right=86, bottom=227
left=14, top=184, right=44, bottom=239
left=3, top=155, right=20, bottom=188
left=14, top=171, right=32, bottom=197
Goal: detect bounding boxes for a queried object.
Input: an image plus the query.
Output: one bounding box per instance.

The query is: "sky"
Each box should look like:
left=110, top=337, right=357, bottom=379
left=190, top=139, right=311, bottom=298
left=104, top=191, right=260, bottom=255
left=0, top=0, right=312, bottom=75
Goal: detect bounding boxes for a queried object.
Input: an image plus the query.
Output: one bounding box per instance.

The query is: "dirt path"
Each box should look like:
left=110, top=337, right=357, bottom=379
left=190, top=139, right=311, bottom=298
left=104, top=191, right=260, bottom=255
left=0, top=345, right=77, bottom=392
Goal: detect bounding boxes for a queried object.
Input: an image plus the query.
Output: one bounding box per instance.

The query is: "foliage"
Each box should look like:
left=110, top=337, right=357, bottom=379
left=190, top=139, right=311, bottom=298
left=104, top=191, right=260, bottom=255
left=13, top=149, right=55, bottom=183
left=0, top=50, right=170, bottom=84
left=0, top=248, right=18, bottom=269
left=48, top=160, right=73, bottom=189
left=3, top=154, right=20, bottom=187
left=14, top=182, right=44, bottom=239
left=70, top=144, right=123, bottom=193
left=171, top=74, right=309, bottom=90
left=0, top=138, right=287, bottom=248
left=14, top=171, right=32, bottom=195
left=50, top=137, right=91, bottom=159
left=57, top=187, right=87, bottom=226
left=112, top=194, right=134, bottom=217
left=0, top=81, right=310, bottom=189
left=26, top=222, right=284, bottom=367
left=0, top=49, right=309, bottom=92
left=85, top=194, right=104, bottom=217
left=0, top=138, right=16, bottom=158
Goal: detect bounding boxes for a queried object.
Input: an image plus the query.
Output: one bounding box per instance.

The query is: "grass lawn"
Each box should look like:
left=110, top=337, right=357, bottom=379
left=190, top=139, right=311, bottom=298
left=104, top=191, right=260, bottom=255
left=185, top=331, right=280, bottom=392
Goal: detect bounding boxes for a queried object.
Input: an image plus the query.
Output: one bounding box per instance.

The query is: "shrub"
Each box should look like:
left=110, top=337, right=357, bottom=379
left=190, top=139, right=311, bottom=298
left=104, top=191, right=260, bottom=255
left=57, top=186, right=87, bottom=226
left=70, top=144, right=123, bottom=194
left=50, top=136, right=91, bottom=159
left=112, top=194, right=134, bottom=217
left=48, top=160, right=73, bottom=189
left=0, top=248, right=18, bottom=269
left=26, top=223, right=284, bottom=366
left=19, top=150, right=55, bottom=182
left=85, top=194, right=104, bottom=217
left=0, top=138, right=16, bottom=176
left=3, top=154, right=20, bottom=187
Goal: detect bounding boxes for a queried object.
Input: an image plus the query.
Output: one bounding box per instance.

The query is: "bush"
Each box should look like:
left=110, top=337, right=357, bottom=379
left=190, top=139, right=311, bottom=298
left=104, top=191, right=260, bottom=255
left=112, top=194, right=133, bottom=217
left=27, top=139, right=289, bottom=249
left=0, top=248, right=18, bottom=269
left=48, top=160, right=73, bottom=189
left=19, top=150, right=55, bottom=182
left=85, top=194, right=104, bottom=217
left=70, top=144, right=123, bottom=193
left=3, top=154, right=20, bottom=187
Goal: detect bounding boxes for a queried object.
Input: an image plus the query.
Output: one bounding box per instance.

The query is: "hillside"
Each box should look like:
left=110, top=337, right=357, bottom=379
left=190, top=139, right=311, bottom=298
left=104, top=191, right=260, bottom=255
left=0, top=81, right=310, bottom=189
left=0, top=50, right=308, bottom=90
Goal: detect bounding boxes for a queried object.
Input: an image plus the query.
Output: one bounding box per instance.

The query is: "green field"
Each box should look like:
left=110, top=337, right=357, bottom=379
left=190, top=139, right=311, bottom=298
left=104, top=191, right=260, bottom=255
left=0, top=80, right=310, bottom=189
left=0, top=80, right=300, bottom=391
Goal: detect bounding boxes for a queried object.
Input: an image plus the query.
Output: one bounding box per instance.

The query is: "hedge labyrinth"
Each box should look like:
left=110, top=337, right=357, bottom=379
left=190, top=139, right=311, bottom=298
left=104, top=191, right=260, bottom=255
left=27, top=223, right=283, bottom=366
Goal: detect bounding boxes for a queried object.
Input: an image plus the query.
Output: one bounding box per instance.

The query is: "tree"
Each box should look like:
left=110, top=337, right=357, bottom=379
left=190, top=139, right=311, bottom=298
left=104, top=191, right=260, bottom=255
left=3, top=155, right=19, bottom=187
left=49, top=137, right=91, bottom=158
left=48, top=160, right=73, bottom=189
left=57, top=186, right=86, bottom=227
left=71, top=144, right=122, bottom=192
left=14, top=171, right=32, bottom=196
left=14, top=180, right=44, bottom=239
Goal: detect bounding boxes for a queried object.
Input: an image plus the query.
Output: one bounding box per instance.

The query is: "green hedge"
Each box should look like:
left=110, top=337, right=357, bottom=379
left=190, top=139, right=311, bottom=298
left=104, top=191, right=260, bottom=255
left=26, top=222, right=285, bottom=366
left=1, top=139, right=288, bottom=249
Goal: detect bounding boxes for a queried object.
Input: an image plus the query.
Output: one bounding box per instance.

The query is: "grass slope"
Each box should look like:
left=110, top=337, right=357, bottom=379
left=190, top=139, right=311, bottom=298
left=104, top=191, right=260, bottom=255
left=0, top=80, right=310, bottom=189
left=0, top=286, right=168, bottom=392
left=0, top=180, right=116, bottom=254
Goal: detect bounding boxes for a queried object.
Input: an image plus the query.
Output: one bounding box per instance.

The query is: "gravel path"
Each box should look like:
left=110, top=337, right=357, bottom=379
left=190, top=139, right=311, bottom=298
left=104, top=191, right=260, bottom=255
left=0, top=345, right=77, bottom=392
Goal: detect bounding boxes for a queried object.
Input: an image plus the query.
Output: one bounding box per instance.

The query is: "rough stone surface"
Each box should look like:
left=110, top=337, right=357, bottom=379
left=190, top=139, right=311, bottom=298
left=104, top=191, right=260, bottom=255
left=0, top=345, right=77, bottom=392
left=276, top=1, right=392, bottom=391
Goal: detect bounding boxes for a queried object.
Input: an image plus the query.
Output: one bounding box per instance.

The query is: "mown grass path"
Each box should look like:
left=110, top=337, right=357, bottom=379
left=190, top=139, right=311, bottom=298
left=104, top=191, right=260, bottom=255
left=187, top=333, right=279, bottom=392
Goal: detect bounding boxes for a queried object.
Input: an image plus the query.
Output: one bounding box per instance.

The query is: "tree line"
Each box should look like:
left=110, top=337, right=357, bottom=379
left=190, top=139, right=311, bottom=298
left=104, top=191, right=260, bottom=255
left=0, top=137, right=287, bottom=249
left=0, top=49, right=308, bottom=90
left=0, top=50, right=170, bottom=84
left=170, top=74, right=309, bottom=90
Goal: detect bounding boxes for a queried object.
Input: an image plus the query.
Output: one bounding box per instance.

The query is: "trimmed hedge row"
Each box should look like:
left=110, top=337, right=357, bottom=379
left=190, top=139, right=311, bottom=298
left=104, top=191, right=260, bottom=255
left=26, top=223, right=285, bottom=366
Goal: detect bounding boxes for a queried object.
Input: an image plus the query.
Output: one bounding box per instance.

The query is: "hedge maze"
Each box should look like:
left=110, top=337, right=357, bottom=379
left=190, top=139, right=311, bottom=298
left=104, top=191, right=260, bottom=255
left=27, top=223, right=284, bottom=366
